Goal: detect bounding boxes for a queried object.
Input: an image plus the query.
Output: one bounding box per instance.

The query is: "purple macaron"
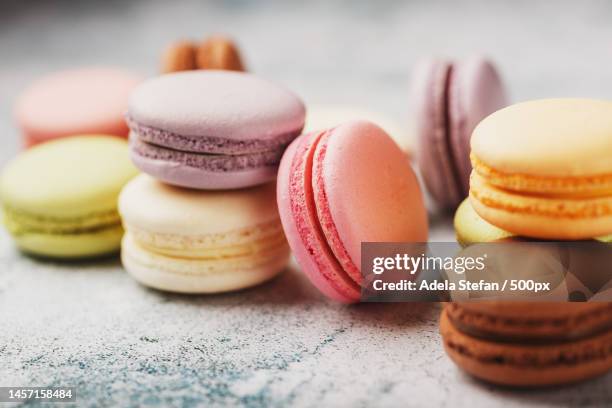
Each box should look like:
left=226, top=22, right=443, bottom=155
left=411, top=57, right=507, bottom=210
left=126, top=70, right=305, bottom=189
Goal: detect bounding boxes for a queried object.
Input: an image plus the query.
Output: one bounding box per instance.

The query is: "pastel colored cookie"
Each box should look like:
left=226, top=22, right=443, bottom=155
left=119, top=175, right=289, bottom=293
left=0, top=136, right=138, bottom=258
left=440, top=305, right=612, bottom=387
left=454, top=198, right=514, bottom=246
left=470, top=98, right=612, bottom=240
left=454, top=198, right=610, bottom=246
left=277, top=120, right=428, bottom=303
left=412, top=57, right=507, bottom=210
left=15, top=67, right=142, bottom=147
left=127, top=71, right=305, bottom=190
left=305, top=104, right=415, bottom=158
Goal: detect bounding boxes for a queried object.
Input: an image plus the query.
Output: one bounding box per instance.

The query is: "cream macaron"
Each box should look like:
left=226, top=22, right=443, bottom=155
left=118, top=175, right=289, bottom=293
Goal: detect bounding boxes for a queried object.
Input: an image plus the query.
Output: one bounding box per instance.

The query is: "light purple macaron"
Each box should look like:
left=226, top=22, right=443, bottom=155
left=411, top=57, right=507, bottom=210
left=127, top=70, right=305, bottom=189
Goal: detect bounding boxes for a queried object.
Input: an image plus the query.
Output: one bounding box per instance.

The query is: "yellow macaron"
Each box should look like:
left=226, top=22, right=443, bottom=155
left=470, top=98, right=612, bottom=240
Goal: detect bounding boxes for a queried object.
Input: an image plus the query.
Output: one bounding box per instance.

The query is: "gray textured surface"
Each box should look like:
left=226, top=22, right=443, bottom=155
left=2, top=1, right=612, bottom=407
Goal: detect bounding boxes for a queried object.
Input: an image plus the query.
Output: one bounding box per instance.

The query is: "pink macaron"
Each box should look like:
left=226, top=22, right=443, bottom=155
left=411, top=57, right=507, bottom=210
left=277, top=120, right=428, bottom=303
left=14, top=67, right=142, bottom=147
left=127, top=70, right=305, bottom=190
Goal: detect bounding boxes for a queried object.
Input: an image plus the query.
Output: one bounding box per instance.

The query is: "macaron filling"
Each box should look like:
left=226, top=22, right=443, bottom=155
left=472, top=154, right=612, bottom=196
left=288, top=130, right=361, bottom=301
left=125, top=220, right=287, bottom=259
left=471, top=172, right=612, bottom=219
left=2, top=206, right=121, bottom=236
left=127, top=117, right=300, bottom=155
left=127, top=118, right=300, bottom=174
left=123, top=232, right=289, bottom=276
left=129, top=134, right=282, bottom=173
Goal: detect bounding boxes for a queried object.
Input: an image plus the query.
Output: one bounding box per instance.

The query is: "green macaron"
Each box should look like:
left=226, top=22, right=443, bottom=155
left=0, top=136, right=138, bottom=258
left=455, top=198, right=612, bottom=246
left=454, top=198, right=515, bottom=247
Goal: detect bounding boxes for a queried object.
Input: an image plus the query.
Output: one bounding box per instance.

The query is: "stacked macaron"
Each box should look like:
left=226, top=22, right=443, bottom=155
left=2, top=67, right=143, bottom=258
left=444, top=98, right=612, bottom=387
left=441, top=302, right=612, bottom=386
left=119, top=70, right=305, bottom=293
left=0, top=136, right=138, bottom=258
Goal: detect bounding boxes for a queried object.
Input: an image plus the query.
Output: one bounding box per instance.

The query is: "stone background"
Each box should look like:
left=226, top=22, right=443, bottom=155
left=1, top=0, right=612, bottom=406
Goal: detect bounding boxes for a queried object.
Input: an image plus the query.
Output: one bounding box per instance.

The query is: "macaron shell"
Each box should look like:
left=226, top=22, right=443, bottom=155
left=277, top=131, right=361, bottom=303
left=129, top=145, right=278, bottom=190
left=440, top=309, right=612, bottom=387
left=448, top=57, right=507, bottom=196
left=119, top=175, right=280, bottom=236
left=413, top=58, right=461, bottom=208
left=0, top=136, right=138, bottom=219
left=15, top=68, right=142, bottom=144
left=471, top=98, right=612, bottom=177
left=14, top=224, right=124, bottom=259
left=122, top=233, right=288, bottom=294
left=128, top=70, right=305, bottom=142
left=315, top=121, right=428, bottom=281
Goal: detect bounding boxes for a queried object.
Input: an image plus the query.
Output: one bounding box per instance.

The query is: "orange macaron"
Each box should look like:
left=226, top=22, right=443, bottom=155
left=469, top=98, right=612, bottom=240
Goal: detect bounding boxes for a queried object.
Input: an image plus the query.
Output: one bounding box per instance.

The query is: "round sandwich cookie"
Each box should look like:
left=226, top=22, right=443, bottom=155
left=305, top=104, right=415, bottom=159
left=454, top=198, right=611, bottom=246
left=127, top=71, right=305, bottom=190
left=412, top=56, right=507, bottom=211
left=0, top=136, right=138, bottom=258
left=440, top=303, right=612, bottom=387
left=15, top=67, right=142, bottom=147
left=470, top=98, right=612, bottom=240
left=119, top=175, right=289, bottom=294
left=277, top=120, right=428, bottom=303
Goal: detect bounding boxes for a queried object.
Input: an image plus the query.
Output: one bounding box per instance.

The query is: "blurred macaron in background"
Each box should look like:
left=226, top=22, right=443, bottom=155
left=14, top=67, right=143, bottom=147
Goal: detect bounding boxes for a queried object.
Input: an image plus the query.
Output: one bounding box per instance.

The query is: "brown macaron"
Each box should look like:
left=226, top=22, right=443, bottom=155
left=440, top=303, right=612, bottom=387
left=161, top=36, right=245, bottom=74
left=196, top=35, right=245, bottom=71
left=446, top=302, right=612, bottom=342
left=161, top=40, right=198, bottom=73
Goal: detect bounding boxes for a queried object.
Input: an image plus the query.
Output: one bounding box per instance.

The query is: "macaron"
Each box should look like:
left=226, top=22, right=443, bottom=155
left=277, top=120, right=428, bottom=303
left=305, top=104, right=415, bottom=158
left=0, top=136, right=138, bottom=258
left=119, top=175, right=289, bottom=294
left=412, top=57, right=507, bottom=210
left=454, top=198, right=514, bottom=246
left=470, top=98, right=612, bottom=240
left=440, top=302, right=612, bottom=386
left=454, top=198, right=611, bottom=246
left=127, top=71, right=305, bottom=190
left=161, top=35, right=245, bottom=73
left=15, top=67, right=142, bottom=147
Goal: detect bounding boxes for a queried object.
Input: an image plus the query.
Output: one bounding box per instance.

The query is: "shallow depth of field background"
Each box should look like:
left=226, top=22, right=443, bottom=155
left=2, top=1, right=612, bottom=406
